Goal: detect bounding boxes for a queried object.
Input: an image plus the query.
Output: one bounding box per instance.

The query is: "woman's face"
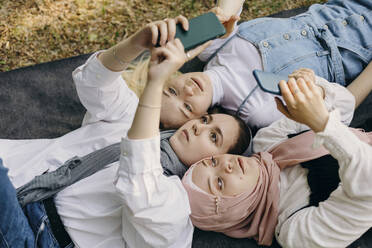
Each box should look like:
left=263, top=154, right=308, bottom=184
left=191, top=154, right=260, bottom=197
left=160, top=72, right=213, bottom=129
left=170, top=114, right=240, bottom=166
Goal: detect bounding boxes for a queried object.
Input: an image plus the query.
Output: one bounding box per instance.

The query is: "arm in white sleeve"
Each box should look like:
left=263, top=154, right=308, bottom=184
left=72, top=51, right=138, bottom=126
left=253, top=117, right=307, bottom=153
left=115, top=136, right=193, bottom=248
left=253, top=76, right=356, bottom=152
left=277, top=110, right=372, bottom=248
left=315, top=76, right=355, bottom=125
left=197, top=6, right=242, bottom=62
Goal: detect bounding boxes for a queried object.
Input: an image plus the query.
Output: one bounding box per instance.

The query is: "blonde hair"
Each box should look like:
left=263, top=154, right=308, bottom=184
left=121, top=54, right=150, bottom=97
left=122, top=54, right=183, bottom=97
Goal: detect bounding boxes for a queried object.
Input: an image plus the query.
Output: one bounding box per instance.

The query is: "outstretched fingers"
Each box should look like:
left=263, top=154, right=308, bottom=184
left=149, top=15, right=189, bottom=47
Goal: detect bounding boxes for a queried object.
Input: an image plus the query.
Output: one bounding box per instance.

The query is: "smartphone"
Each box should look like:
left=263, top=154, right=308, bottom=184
left=253, top=70, right=288, bottom=95
left=158, top=12, right=226, bottom=51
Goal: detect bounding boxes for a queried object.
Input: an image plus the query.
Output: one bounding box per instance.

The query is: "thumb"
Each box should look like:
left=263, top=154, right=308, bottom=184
left=150, top=48, right=160, bottom=63
left=275, top=97, right=291, bottom=119
left=187, top=40, right=212, bottom=60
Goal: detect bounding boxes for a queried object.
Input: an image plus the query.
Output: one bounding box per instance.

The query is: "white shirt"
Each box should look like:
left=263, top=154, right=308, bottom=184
left=198, top=28, right=354, bottom=131
left=2, top=50, right=367, bottom=248
left=253, top=109, right=372, bottom=248
left=0, top=52, right=193, bottom=248
left=200, top=32, right=273, bottom=129
left=199, top=29, right=284, bottom=130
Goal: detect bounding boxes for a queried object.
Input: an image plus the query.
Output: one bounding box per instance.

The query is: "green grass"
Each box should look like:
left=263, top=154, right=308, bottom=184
left=0, top=0, right=326, bottom=72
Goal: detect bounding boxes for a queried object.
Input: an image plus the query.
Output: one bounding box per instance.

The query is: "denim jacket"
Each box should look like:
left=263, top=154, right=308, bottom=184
left=237, top=0, right=372, bottom=86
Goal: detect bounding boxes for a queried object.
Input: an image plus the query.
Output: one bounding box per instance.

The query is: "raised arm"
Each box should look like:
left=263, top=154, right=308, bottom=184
left=275, top=69, right=372, bottom=248
left=72, top=17, right=189, bottom=125
left=253, top=70, right=355, bottom=152
left=115, top=40, right=210, bottom=247
left=127, top=40, right=187, bottom=139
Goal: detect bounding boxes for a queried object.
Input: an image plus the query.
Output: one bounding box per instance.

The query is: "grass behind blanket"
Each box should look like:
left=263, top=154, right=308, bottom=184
left=0, top=0, right=325, bottom=72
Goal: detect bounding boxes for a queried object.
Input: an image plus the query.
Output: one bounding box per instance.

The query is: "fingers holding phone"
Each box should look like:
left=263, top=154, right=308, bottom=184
left=275, top=77, right=329, bottom=132
left=130, top=16, right=189, bottom=49
left=155, top=16, right=189, bottom=46
left=289, top=68, right=316, bottom=83
left=163, top=16, right=189, bottom=43
left=148, top=39, right=187, bottom=84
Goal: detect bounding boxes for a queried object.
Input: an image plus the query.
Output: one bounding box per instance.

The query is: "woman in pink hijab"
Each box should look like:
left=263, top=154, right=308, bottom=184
left=182, top=62, right=372, bottom=248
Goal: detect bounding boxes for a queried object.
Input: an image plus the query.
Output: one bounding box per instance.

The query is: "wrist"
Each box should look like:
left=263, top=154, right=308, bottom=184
left=127, top=34, right=147, bottom=52
left=310, top=113, right=330, bottom=133
left=147, top=79, right=166, bottom=88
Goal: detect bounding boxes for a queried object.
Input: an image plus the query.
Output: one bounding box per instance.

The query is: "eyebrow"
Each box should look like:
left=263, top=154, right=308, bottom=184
left=209, top=115, right=223, bottom=147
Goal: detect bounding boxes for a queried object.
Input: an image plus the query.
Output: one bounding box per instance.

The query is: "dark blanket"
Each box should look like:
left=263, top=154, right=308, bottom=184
left=1, top=6, right=372, bottom=248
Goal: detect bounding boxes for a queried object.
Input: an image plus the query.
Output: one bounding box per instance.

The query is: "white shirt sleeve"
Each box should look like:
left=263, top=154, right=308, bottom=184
left=315, top=76, right=355, bottom=125
left=276, top=110, right=372, bottom=248
left=253, top=117, right=307, bottom=153
left=253, top=76, right=356, bottom=153
left=72, top=51, right=138, bottom=126
left=115, top=136, right=193, bottom=248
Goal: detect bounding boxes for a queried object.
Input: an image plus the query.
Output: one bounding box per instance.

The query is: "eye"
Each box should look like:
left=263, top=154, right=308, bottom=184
left=201, top=115, right=208, bottom=124
left=217, top=177, right=224, bottom=191
left=184, top=103, right=192, bottom=112
left=201, top=116, right=207, bottom=124
left=211, top=156, right=217, bottom=167
left=210, top=131, right=217, bottom=144
left=168, top=87, right=177, bottom=96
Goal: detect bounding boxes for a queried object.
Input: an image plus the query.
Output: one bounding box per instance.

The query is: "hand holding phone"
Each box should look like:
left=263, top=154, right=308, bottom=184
left=253, top=70, right=288, bottom=95
left=158, top=12, right=226, bottom=51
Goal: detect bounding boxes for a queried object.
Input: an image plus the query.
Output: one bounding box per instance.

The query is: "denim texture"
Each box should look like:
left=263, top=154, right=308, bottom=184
left=0, top=159, right=72, bottom=248
left=237, top=0, right=372, bottom=86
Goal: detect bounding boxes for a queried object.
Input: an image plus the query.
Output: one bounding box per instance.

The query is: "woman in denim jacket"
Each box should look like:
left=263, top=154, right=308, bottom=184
left=119, top=0, right=371, bottom=131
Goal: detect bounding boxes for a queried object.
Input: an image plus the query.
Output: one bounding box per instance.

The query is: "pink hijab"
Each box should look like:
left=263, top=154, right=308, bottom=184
left=182, top=128, right=372, bottom=245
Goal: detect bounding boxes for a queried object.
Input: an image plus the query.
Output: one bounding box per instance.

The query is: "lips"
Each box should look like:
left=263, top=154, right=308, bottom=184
left=191, top=77, right=204, bottom=92
left=182, top=129, right=189, bottom=142
left=237, top=158, right=245, bottom=174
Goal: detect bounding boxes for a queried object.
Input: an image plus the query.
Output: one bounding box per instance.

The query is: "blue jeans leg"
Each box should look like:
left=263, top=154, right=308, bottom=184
left=0, top=159, right=61, bottom=248
left=0, top=159, right=35, bottom=248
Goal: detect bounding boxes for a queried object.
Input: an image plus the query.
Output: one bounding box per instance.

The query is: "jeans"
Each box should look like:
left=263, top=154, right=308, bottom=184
left=0, top=159, right=70, bottom=248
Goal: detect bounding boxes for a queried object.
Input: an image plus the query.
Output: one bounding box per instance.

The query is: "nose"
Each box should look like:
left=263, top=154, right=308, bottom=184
left=223, top=163, right=233, bottom=173
left=192, top=123, right=201, bottom=136
left=184, top=84, right=194, bottom=96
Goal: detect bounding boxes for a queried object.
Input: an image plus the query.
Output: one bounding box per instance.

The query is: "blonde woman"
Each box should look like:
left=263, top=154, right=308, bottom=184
left=118, top=0, right=372, bottom=131
left=0, top=16, right=249, bottom=248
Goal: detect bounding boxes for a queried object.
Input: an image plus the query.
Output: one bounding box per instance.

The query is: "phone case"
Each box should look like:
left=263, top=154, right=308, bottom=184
left=175, top=12, right=226, bottom=50
left=253, top=70, right=288, bottom=95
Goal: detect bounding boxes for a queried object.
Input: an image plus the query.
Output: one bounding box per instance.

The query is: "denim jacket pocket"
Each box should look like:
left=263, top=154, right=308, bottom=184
left=259, top=26, right=333, bottom=81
